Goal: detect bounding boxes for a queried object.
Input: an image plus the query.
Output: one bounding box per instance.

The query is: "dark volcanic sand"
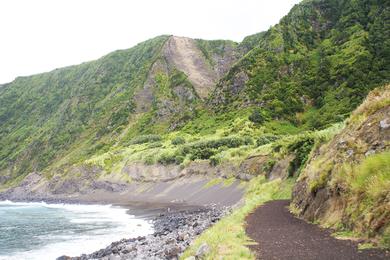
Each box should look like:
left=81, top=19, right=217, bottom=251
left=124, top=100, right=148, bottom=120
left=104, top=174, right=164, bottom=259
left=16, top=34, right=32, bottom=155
left=245, top=200, right=390, bottom=260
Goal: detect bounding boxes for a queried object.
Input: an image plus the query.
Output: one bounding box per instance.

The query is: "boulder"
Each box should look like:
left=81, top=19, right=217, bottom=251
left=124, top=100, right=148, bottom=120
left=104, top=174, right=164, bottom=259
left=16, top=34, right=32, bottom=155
left=195, top=242, right=210, bottom=258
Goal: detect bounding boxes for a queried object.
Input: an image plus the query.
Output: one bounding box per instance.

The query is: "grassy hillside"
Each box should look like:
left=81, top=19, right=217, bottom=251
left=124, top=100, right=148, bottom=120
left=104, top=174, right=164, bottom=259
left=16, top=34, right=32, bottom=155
left=210, top=0, right=389, bottom=129
left=0, top=0, right=389, bottom=189
left=292, top=85, right=390, bottom=248
left=0, top=34, right=242, bottom=184
left=0, top=35, right=170, bottom=180
left=0, top=0, right=389, bottom=256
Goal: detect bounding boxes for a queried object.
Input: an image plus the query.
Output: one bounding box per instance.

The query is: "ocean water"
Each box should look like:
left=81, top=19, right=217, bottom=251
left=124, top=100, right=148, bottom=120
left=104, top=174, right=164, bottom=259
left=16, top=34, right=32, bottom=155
left=0, top=200, right=153, bottom=260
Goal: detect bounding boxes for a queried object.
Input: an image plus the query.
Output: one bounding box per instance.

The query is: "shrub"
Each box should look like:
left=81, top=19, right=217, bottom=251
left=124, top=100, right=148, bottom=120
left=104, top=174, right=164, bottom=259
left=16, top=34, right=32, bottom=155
left=130, top=134, right=162, bottom=145
left=171, top=136, right=186, bottom=145
left=190, top=148, right=216, bottom=160
left=174, top=156, right=185, bottom=165
left=209, top=156, right=221, bottom=166
left=157, top=153, right=176, bottom=165
left=148, top=142, right=163, bottom=148
left=256, top=134, right=279, bottom=146
left=178, top=137, right=252, bottom=160
left=188, top=137, right=252, bottom=151
left=243, top=136, right=254, bottom=145
left=157, top=152, right=184, bottom=165
left=144, top=155, right=155, bottom=165
left=103, top=154, right=123, bottom=172
left=287, top=137, right=315, bottom=176
left=262, top=159, right=276, bottom=173
left=350, top=151, right=390, bottom=197
left=249, top=109, right=266, bottom=124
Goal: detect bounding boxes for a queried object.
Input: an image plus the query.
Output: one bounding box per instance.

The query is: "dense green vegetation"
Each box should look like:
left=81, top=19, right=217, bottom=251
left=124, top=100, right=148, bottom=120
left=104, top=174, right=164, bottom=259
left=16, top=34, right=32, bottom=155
left=0, top=0, right=389, bottom=191
left=0, top=0, right=389, bottom=257
left=292, top=85, right=390, bottom=248
left=211, top=0, right=390, bottom=129
left=0, top=35, right=170, bottom=179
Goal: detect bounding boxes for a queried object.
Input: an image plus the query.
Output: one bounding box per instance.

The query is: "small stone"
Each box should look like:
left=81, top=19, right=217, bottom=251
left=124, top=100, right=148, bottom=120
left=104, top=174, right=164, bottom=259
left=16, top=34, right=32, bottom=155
left=166, top=237, right=175, bottom=244
left=108, top=254, right=121, bottom=260
left=379, top=118, right=390, bottom=130
left=365, top=149, right=375, bottom=156
left=196, top=242, right=210, bottom=258
left=56, top=256, right=71, bottom=260
left=122, top=244, right=136, bottom=254
left=164, top=245, right=181, bottom=258
left=184, top=256, right=196, bottom=260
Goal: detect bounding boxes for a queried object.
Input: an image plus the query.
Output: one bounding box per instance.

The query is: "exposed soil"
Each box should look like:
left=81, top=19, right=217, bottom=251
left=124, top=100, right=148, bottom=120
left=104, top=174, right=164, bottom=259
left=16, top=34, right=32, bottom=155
left=245, top=200, right=390, bottom=260
left=164, top=36, right=217, bottom=99
left=1, top=173, right=244, bottom=208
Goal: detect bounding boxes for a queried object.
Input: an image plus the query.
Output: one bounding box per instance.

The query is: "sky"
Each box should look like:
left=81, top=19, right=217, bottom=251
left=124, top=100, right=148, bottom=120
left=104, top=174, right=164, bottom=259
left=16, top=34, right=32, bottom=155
left=0, top=0, right=301, bottom=84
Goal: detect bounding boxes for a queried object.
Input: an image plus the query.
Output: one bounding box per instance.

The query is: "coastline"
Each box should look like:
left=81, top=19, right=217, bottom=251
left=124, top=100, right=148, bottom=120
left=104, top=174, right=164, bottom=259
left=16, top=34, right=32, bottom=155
left=0, top=174, right=244, bottom=259
left=59, top=205, right=229, bottom=260
left=1, top=197, right=229, bottom=260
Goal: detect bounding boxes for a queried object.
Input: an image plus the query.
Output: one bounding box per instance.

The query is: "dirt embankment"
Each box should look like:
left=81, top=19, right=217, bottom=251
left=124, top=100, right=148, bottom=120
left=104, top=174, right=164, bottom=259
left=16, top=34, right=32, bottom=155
left=0, top=161, right=248, bottom=208
left=292, top=86, right=390, bottom=243
left=0, top=141, right=294, bottom=208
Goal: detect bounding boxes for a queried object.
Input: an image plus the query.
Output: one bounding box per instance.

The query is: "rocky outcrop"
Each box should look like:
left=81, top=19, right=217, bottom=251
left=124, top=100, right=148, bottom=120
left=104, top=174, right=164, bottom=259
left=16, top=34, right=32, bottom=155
left=292, top=86, right=390, bottom=244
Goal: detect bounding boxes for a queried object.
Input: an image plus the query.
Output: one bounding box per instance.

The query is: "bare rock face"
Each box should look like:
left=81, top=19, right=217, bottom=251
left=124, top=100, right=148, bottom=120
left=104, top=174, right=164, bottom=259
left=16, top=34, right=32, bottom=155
left=121, top=163, right=184, bottom=182
left=6, top=172, right=43, bottom=195
left=131, top=35, right=239, bottom=129
left=163, top=36, right=218, bottom=99
left=379, top=118, right=390, bottom=130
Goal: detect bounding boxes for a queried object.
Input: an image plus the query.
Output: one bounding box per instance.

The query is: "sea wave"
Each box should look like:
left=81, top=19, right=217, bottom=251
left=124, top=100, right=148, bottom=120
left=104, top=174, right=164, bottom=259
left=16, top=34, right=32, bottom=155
left=0, top=200, right=153, bottom=260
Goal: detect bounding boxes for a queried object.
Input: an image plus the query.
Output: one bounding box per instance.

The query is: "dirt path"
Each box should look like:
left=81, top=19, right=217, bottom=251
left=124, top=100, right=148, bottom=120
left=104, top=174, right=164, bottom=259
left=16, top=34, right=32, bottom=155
left=245, top=200, right=390, bottom=260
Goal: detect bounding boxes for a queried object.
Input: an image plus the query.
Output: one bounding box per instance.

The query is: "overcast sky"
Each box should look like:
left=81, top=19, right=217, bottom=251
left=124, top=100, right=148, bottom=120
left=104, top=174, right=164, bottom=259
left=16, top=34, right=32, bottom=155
left=0, top=0, right=301, bottom=84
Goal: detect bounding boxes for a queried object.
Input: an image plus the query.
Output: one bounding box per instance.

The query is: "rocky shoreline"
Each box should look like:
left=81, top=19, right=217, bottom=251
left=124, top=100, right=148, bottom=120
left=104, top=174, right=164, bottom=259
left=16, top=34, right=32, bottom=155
left=57, top=206, right=229, bottom=260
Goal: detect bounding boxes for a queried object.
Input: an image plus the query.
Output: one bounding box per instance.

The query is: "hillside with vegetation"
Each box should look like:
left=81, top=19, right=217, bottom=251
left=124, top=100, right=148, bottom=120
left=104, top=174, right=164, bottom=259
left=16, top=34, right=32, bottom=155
left=0, top=0, right=389, bottom=257
left=292, top=85, right=390, bottom=248
left=211, top=0, right=389, bottom=129
left=1, top=0, right=388, bottom=187
left=0, top=35, right=239, bottom=184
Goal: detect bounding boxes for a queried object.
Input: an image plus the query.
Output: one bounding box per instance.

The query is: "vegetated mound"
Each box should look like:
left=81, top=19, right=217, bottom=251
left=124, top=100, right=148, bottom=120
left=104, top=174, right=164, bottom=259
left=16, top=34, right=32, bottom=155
left=292, top=85, right=390, bottom=248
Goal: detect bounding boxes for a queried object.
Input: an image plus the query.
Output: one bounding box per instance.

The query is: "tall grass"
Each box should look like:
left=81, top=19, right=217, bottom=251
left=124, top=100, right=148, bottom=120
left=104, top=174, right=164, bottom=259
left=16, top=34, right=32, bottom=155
left=346, top=152, right=390, bottom=198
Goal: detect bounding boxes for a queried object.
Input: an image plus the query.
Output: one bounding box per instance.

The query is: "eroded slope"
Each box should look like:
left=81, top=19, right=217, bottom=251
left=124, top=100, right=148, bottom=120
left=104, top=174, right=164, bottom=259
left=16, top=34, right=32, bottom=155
left=292, top=85, right=390, bottom=247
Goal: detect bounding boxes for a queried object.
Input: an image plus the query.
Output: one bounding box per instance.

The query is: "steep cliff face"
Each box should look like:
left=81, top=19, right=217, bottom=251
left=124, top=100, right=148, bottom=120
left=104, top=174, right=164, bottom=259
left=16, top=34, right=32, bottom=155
left=292, top=85, right=390, bottom=247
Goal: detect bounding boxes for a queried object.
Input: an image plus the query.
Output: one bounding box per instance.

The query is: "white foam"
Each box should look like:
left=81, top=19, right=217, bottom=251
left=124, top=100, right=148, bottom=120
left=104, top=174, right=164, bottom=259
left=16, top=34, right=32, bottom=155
left=0, top=201, right=153, bottom=260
